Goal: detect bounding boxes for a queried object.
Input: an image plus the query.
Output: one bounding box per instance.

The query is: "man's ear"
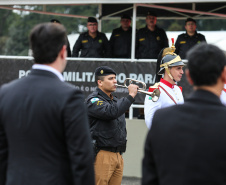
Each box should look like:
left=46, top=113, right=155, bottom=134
left=59, top=45, right=67, bottom=59
left=221, top=66, right=226, bottom=83
left=97, top=79, right=102, bottom=87
left=186, top=69, right=194, bottom=86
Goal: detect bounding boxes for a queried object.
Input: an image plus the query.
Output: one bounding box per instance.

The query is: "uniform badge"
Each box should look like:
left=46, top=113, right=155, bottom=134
left=97, top=101, right=103, bottom=105
left=82, top=40, right=88, bottom=43
left=180, top=41, right=186, bottom=44
left=115, top=34, right=120, bottom=37
left=99, top=39, right=102, bottom=43
left=100, top=70, right=104, bottom=74
left=139, top=38, right=145, bottom=42
left=90, top=97, right=99, bottom=103
left=156, top=36, right=160, bottom=41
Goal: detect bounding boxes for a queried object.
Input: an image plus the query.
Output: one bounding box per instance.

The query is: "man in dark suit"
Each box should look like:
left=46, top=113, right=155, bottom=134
left=142, top=43, right=226, bottom=185
left=0, top=23, right=95, bottom=185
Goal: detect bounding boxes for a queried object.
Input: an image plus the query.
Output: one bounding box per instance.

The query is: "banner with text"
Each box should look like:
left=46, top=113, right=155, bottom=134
left=0, top=59, right=193, bottom=103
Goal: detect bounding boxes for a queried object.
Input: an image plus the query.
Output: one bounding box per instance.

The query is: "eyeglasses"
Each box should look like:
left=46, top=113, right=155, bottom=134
left=88, top=24, right=97, bottom=27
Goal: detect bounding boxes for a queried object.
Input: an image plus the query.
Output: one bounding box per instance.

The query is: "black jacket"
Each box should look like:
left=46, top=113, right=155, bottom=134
left=136, top=26, right=169, bottom=59
left=86, top=88, right=135, bottom=148
left=142, top=90, right=226, bottom=185
left=0, top=69, right=95, bottom=185
left=110, top=26, right=133, bottom=58
left=175, top=31, right=206, bottom=59
left=72, top=31, right=111, bottom=58
left=67, top=38, right=71, bottom=57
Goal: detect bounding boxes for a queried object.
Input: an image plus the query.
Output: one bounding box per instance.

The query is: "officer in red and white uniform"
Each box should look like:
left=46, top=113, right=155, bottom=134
left=144, top=46, right=185, bottom=129
left=220, top=84, right=226, bottom=106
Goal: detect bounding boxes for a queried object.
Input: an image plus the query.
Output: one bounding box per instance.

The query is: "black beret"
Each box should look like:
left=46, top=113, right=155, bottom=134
left=95, top=66, right=116, bottom=76
left=146, top=11, right=157, bottom=17
left=87, top=17, right=97, bottom=23
left=121, top=14, right=131, bottom=20
left=50, top=19, right=61, bottom=24
left=185, top=18, right=196, bottom=24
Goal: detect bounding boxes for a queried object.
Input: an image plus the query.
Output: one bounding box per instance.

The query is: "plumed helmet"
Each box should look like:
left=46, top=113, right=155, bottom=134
left=155, top=38, right=185, bottom=82
left=158, top=53, right=185, bottom=75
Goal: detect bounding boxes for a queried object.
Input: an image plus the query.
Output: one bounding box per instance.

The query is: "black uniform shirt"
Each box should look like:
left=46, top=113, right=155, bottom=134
left=175, top=31, right=206, bottom=59
left=86, top=88, right=135, bottom=147
left=136, top=25, right=169, bottom=59
left=110, top=26, right=133, bottom=58
left=72, top=31, right=111, bottom=58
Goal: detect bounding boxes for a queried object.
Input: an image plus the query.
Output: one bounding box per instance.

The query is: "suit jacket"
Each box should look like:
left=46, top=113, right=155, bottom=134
left=0, top=69, right=95, bottom=185
left=142, top=90, right=226, bottom=185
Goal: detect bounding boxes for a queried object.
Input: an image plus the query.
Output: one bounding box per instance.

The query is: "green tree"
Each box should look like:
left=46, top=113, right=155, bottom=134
left=4, top=5, right=98, bottom=55
left=6, top=18, right=29, bottom=55
left=168, top=21, right=183, bottom=31
left=0, top=9, right=20, bottom=54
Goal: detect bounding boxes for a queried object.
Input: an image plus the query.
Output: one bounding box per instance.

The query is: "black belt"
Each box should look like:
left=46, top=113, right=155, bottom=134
left=98, top=146, right=126, bottom=154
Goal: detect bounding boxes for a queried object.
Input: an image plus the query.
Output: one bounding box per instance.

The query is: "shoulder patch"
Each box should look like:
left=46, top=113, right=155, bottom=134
left=90, top=97, right=99, bottom=103
left=156, top=36, right=160, bottom=41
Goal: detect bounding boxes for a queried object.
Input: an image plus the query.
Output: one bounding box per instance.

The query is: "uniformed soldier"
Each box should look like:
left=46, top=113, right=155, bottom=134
left=50, top=19, right=72, bottom=57
left=72, top=17, right=111, bottom=58
left=110, top=14, right=133, bottom=58
left=144, top=44, right=185, bottom=129
left=86, top=66, right=138, bottom=185
left=136, top=11, right=169, bottom=59
left=175, top=18, right=206, bottom=59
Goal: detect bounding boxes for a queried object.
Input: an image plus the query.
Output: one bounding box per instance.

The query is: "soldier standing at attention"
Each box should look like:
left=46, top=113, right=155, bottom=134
left=72, top=17, right=111, bottom=58
left=175, top=18, right=206, bottom=59
left=110, top=14, right=133, bottom=58
left=136, top=11, right=169, bottom=59
left=144, top=43, right=185, bottom=129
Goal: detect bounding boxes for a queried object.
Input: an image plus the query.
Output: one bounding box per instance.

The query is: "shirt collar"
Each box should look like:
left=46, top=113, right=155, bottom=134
left=185, top=31, right=197, bottom=37
left=32, top=64, right=64, bottom=81
left=160, top=78, right=175, bottom=89
left=97, top=88, right=115, bottom=101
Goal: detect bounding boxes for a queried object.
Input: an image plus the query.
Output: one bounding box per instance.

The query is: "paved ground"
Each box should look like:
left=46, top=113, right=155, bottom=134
left=121, top=177, right=141, bottom=185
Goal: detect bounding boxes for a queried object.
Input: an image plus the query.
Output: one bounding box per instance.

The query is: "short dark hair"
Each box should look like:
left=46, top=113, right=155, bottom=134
left=29, top=23, right=67, bottom=64
left=186, top=43, right=226, bottom=86
left=95, top=75, right=105, bottom=85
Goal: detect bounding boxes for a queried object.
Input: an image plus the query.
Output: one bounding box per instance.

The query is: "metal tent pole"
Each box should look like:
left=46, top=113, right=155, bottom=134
left=131, top=3, right=137, bottom=62
left=98, top=4, right=102, bottom=31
